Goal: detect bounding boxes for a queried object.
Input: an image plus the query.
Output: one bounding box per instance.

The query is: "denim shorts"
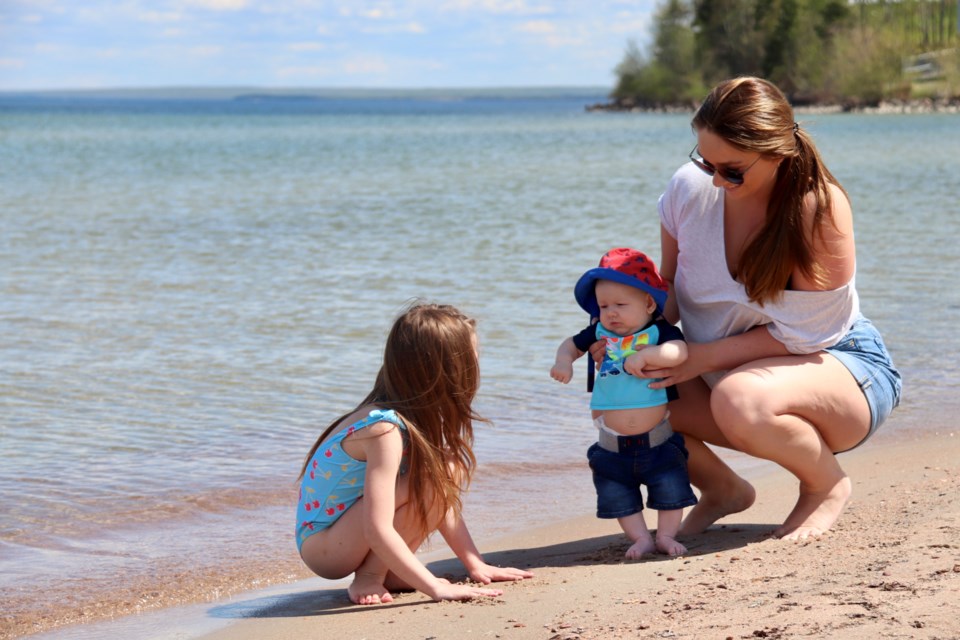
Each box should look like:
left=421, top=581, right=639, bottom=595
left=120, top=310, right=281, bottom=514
left=586, top=433, right=698, bottom=517
left=824, top=314, right=902, bottom=450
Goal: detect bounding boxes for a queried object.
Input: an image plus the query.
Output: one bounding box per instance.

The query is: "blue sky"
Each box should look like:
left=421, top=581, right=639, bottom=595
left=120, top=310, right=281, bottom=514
left=0, top=1, right=658, bottom=90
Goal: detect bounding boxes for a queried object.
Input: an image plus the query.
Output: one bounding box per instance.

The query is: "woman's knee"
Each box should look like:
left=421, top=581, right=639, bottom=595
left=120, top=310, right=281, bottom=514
left=711, top=372, right=777, bottom=445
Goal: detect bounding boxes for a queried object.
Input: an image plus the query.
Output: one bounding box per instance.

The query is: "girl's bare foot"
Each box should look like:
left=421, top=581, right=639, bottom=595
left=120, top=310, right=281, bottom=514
left=656, top=535, right=687, bottom=556
left=382, top=572, right=448, bottom=593
left=625, top=537, right=656, bottom=560
left=775, top=475, right=852, bottom=540
left=348, top=572, right=394, bottom=605
left=680, top=476, right=756, bottom=535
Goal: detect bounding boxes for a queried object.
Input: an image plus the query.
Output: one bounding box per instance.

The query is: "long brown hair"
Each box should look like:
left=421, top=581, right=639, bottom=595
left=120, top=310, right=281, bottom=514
left=692, top=76, right=847, bottom=304
left=298, top=302, right=483, bottom=535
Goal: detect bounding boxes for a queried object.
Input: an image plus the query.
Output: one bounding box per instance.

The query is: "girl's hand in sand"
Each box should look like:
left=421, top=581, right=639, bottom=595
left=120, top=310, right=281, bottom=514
left=467, top=562, right=534, bottom=585
left=430, top=582, right=504, bottom=601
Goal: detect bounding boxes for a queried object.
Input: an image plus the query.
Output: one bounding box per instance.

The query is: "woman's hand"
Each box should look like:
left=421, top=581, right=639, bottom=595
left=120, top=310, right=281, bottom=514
left=588, top=340, right=605, bottom=365
left=645, top=342, right=709, bottom=388
left=467, top=562, right=534, bottom=585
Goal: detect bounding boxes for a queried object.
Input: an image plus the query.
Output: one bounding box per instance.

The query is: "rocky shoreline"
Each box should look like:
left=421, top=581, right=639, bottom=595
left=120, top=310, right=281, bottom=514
left=587, top=95, right=960, bottom=114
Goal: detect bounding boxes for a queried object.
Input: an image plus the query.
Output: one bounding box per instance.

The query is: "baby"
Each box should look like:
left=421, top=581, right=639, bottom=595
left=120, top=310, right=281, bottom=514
left=551, top=247, right=697, bottom=558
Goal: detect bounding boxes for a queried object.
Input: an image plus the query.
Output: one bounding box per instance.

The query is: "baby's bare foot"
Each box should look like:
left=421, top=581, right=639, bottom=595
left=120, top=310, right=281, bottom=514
left=625, top=537, right=656, bottom=560
left=656, top=535, right=687, bottom=556
left=775, top=475, right=852, bottom=540
left=348, top=572, right=394, bottom=605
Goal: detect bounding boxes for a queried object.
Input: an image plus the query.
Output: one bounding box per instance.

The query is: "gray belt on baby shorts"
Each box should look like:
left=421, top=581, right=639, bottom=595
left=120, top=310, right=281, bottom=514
left=595, top=414, right=673, bottom=453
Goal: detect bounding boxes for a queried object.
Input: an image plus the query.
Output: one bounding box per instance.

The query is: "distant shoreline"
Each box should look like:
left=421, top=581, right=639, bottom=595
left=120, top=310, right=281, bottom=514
left=587, top=96, right=960, bottom=114
left=0, top=86, right=610, bottom=101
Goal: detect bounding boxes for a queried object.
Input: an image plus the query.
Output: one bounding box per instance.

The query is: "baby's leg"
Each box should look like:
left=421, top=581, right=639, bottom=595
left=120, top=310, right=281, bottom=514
left=619, top=513, right=656, bottom=559
left=655, top=509, right=687, bottom=556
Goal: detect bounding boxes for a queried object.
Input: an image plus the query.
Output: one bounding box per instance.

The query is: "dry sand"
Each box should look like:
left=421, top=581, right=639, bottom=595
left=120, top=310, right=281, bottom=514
left=195, top=431, right=960, bottom=640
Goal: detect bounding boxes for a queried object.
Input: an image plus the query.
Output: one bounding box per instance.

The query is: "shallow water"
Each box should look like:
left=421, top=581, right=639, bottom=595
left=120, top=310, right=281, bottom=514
left=1, top=92, right=958, bottom=637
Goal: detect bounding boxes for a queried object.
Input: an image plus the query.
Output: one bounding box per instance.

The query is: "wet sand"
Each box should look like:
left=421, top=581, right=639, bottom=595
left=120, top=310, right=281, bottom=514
left=10, top=429, right=959, bottom=640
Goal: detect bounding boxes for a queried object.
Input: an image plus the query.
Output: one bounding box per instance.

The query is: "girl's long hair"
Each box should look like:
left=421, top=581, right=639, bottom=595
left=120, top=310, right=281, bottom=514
left=298, top=302, right=483, bottom=535
left=692, top=76, right=847, bottom=305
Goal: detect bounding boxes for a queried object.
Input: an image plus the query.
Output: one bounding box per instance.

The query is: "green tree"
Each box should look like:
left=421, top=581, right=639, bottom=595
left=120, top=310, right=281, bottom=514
left=692, top=0, right=767, bottom=81
left=824, top=20, right=905, bottom=105
left=612, top=0, right=703, bottom=105
left=610, top=0, right=959, bottom=106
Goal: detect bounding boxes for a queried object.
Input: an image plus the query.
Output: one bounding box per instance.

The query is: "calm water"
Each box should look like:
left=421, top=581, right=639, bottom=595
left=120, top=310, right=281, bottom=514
left=1, top=91, right=958, bottom=637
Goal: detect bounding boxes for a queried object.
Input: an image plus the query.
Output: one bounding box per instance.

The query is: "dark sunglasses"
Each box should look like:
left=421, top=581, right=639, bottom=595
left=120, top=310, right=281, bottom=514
left=688, top=145, right=762, bottom=185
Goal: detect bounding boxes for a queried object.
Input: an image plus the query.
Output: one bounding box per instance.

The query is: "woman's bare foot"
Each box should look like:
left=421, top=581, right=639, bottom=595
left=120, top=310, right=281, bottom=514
left=656, top=535, right=687, bottom=556
left=775, top=475, right=852, bottom=540
left=348, top=572, right=394, bottom=605
left=680, top=476, right=756, bottom=535
left=625, top=536, right=656, bottom=560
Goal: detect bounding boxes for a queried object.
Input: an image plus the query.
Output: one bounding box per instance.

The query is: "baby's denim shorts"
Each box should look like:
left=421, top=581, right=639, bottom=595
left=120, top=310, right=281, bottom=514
left=824, top=314, right=902, bottom=450
left=587, top=433, right=699, bottom=517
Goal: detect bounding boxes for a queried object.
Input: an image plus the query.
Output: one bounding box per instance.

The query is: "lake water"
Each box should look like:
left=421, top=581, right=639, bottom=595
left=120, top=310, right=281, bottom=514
left=1, top=90, right=958, bottom=638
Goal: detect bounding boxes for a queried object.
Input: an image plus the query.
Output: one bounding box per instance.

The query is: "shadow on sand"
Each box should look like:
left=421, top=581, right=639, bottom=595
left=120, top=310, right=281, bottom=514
left=207, top=522, right=774, bottom=620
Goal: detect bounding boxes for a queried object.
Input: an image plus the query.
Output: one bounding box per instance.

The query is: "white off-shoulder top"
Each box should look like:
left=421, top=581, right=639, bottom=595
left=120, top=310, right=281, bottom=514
left=658, top=163, right=859, bottom=384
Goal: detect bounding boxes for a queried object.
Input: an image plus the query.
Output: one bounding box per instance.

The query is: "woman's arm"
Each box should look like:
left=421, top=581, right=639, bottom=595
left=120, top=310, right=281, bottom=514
left=624, top=339, right=688, bottom=376
left=793, top=183, right=856, bottom=291
left=647, top=325, right=789, bottom=388
left=654, top=223, right=789, bottom=387
left=659, top=225, right=682, bottom=325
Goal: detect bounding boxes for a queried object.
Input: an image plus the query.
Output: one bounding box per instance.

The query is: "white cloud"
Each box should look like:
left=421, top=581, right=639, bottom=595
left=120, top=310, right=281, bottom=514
left=184, top=0, right=248, bottom=11
left=608, top=18, right=650, bottom=34
left=0, top=1, right=658, bottom=89
left=439, top=0, right=554, bottom=15
left=515, top=19, right=585, bottom=48
left=360, top=21, right=427, bottom=34
left=139, top=11, right=183, bottom=23
left=287, top=42, right=326, bottom=51
left=343, top=55, right=389, bottom=75
left=517, top=20, right=555, bottom=34
left=190, top=45, right=223, bottom=55
left=276, top=65, right=333, bottom=79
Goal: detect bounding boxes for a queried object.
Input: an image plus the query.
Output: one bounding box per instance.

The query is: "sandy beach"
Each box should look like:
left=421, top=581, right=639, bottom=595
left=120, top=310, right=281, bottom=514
left=181, top=430, right=960, bottom=640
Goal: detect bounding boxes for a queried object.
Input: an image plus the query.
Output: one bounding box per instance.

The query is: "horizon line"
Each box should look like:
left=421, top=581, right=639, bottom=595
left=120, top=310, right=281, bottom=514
left=0, top=84, right=611, bottom=96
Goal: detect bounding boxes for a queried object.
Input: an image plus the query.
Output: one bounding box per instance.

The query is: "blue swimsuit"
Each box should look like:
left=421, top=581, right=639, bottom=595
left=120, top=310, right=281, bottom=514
left=295, top=409, right=406, bottom=553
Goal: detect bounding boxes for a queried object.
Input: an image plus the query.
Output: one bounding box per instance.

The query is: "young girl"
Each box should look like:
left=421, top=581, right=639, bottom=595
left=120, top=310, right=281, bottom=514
left=296, top=302, right=533, bottom=605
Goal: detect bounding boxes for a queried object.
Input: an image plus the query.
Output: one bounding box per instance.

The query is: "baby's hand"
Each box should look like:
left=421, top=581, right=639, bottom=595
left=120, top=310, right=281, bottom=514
left=550, top=363, right=573, bottom=383
left=623, top=353, right=647, bottom=377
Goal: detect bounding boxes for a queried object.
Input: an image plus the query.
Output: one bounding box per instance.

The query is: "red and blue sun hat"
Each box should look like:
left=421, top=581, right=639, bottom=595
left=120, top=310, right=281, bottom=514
left=574, top=247, right=669, bottom=317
